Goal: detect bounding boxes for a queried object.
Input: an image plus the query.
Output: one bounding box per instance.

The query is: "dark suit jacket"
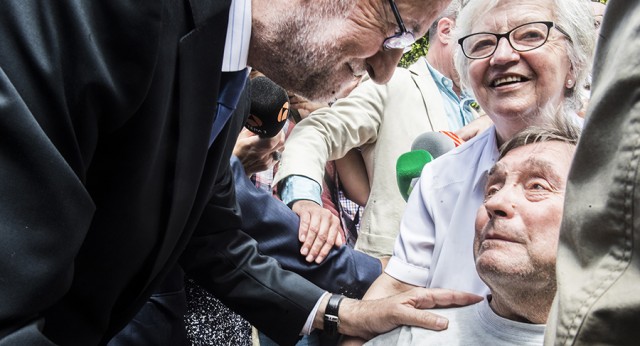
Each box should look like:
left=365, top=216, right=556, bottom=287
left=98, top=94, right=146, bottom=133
left=0, top=1, right=323, bottom=345
left=232, top=157, right=382, bottom=299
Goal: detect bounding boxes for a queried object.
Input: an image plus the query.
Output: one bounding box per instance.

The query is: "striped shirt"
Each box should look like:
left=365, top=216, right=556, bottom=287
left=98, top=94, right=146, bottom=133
left=222, top=0, right=251, bottom=72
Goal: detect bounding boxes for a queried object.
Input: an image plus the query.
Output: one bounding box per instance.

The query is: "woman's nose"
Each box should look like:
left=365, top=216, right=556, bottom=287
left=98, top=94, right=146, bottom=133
left=490, top=37, right=520, bottom=65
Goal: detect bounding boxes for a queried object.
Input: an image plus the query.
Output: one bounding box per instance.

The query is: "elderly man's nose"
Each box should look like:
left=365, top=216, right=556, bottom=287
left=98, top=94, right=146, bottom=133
left=364, top=49, right=404, bottom=84
left=485, top=188, right=516, bottom=218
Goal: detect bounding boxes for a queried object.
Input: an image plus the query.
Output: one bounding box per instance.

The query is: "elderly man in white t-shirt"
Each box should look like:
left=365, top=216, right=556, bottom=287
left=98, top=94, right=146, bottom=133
left=364, top=122, right=579, bottom=345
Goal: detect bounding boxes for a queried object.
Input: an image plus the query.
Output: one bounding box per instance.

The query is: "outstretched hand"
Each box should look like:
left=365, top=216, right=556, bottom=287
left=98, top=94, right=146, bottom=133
left=333, top=288, right=483, bottom=341
left=291, top=200, right=345, bottom=263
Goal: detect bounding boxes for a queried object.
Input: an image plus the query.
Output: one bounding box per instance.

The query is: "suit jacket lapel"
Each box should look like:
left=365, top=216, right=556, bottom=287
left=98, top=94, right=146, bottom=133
left=151, top=0, right=232, bottom=278
left=409, top=59, right=450, bottom=131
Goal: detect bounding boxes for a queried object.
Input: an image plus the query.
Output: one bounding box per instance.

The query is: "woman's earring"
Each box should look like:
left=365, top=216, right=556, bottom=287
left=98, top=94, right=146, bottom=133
left=566, top=79, right=574, bottom=88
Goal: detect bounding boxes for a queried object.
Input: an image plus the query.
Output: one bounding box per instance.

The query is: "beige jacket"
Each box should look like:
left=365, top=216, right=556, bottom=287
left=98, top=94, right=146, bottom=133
left=274, top=58, right=464, bottom=257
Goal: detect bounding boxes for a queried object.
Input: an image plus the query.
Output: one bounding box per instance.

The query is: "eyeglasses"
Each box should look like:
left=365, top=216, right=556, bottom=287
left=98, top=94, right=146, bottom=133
left=457, top=21, right=572, bottom=60
left=382, top=0, right=415, bottom=52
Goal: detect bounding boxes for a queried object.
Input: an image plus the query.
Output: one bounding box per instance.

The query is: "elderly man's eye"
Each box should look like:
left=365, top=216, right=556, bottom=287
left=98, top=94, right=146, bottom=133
left=484, top=186, right=500, bottom=200
left=529, top=181, right=550, bottom=191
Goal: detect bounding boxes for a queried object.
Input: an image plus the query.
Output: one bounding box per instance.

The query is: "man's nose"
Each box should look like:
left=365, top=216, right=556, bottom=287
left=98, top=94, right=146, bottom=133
left=484, top=186, right=516, bottom=219
left=364, top=48, right=404, bottom=84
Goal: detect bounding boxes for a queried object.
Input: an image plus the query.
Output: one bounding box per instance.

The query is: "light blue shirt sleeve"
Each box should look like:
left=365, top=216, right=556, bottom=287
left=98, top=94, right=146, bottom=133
left=279, top=175, right=323, bottom=207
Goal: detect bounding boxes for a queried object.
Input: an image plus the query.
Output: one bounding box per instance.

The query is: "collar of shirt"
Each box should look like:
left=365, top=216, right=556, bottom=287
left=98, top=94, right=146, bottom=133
left=222, top=0, right=251, bottom=72
left=425, top=61, right=477, bottom=129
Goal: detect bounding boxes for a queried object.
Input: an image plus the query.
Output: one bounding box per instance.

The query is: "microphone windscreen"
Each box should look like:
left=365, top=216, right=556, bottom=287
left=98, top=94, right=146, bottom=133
left=396, top=150, right=434, bottom=201
left=245, top=76, right=289, bottom=138
left=411, top=132, right=457, bottom=159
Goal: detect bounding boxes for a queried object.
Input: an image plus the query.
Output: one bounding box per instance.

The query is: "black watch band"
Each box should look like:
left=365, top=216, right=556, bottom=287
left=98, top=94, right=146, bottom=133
left=323, top=294, right=345, bottom=336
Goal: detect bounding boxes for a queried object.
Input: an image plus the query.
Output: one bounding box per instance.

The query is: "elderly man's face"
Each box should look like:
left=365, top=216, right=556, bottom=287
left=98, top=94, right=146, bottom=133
left=252, top=0, right=450, bottom=102
left=473, top=141, right=574, bottom=288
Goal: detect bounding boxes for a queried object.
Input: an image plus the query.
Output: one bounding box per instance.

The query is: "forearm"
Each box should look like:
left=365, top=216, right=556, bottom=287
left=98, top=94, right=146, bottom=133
left=274, top=86, right=383, bottom=188
left=335, top=149, right=370, bottom=206
left=232, top=156, right=381, bottom=297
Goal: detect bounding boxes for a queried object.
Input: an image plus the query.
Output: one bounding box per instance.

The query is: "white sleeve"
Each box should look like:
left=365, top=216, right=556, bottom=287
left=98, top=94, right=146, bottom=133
left=384, top=166, right=437, bottom=287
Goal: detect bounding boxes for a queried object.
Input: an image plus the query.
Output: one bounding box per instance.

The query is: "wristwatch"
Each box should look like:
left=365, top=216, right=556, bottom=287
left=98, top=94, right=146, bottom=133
left=324, top=294, right=345, bottom=336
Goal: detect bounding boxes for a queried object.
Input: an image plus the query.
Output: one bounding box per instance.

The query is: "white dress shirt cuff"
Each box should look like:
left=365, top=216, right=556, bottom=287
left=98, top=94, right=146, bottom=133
left=301, top=291, right=330, bottom=335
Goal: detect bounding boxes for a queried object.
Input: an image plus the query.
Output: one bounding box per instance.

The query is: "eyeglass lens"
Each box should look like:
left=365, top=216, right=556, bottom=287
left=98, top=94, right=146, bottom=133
left=461, top=22, right=551, bottom=59
left=383, top=0, right=415, bottom=51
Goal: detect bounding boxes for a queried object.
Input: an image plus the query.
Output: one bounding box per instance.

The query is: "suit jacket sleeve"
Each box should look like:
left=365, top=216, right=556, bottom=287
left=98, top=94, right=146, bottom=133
left=230, top=156, right=381, bottom=299
left=179, top=88, right=325, bottom=346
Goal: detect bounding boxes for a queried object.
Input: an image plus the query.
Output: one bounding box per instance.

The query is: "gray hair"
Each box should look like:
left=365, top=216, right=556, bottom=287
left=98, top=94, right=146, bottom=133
left=498, top=111, right=581, bottom=160
left=428, top=0, right=463, bottom=41
left=453, top=0, right=596, bottom=113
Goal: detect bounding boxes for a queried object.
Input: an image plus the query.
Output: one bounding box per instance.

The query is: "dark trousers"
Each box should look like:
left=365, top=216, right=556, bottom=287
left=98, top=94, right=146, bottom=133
left=108, top=267, right=189, bottom=346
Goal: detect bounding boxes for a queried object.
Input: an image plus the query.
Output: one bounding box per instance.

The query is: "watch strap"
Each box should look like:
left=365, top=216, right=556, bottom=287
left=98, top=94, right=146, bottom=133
left=323, top=294, right=345, bottom=336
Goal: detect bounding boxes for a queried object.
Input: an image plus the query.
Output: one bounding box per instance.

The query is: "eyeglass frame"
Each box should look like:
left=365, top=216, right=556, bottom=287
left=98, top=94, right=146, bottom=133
left=382, top=0, right=416, bottom=51
left=457, top=21, right=572, bottom=60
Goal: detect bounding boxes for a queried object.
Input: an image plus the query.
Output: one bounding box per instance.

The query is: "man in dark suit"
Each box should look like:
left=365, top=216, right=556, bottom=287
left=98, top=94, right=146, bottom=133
left=0, top=0, right=480, bottom=345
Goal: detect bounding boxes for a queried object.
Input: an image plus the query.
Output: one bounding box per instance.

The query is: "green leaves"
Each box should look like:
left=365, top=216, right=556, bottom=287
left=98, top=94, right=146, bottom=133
left=399, top=35, right=429, bottom=68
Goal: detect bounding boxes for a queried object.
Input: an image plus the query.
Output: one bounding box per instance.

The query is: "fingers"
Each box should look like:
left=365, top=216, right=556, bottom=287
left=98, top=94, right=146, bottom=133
left=407, top=287, right=483, bottom=309
left=292, top=200, right=342, bottom=263
left=300, top=209, right=336, bottom=263
left=293, top=202, right=312, bottom=243
left=401, top=309, right=449, bottom=331
left=454, top=128, right=477, bottom=142
left=310, top=217, right=343, bottom=264
left=454, top=115, right=494, bottom=141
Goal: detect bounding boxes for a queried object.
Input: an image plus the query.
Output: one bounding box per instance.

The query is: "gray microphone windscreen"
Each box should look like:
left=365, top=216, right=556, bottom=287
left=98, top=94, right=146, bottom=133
left=410, top=132, right=456, bottom=159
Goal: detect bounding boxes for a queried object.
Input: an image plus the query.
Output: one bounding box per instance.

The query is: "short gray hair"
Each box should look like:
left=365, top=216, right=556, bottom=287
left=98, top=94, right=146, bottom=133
left=453, top=0, right=596, bottom=113
left=499, top=112, right=581, bottom=160
left=427, top=0, right=463, bottom=41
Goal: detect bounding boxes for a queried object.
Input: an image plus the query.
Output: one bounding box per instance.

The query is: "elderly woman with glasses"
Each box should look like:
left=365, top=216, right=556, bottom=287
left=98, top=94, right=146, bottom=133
left=342, top=0, right=595, bottom=343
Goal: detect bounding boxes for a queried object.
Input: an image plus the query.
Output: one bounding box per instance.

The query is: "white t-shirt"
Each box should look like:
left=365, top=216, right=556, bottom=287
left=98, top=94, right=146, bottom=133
left=385, top=126, right=499, bottom=295
left=365, top=298, right=546, bottom=346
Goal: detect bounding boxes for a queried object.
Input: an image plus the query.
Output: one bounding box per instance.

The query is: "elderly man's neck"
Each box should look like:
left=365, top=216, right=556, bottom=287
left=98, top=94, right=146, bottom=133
left=426, top=46, right=461, bottom=96
left=487, top=283, right=556, bottom=324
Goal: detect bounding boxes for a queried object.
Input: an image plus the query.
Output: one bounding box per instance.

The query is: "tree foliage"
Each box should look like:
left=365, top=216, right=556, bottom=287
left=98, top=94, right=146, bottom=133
left=398, top=35, right=429, bottom=68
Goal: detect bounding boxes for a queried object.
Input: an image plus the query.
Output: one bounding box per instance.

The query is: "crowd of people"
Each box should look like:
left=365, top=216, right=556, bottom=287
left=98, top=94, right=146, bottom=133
left=1, top=0, right=638, bottom=346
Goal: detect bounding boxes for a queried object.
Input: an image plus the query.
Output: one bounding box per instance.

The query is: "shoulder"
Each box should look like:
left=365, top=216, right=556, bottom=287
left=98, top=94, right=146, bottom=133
left=428, top=127, right=494, bottom=171
left=419, top=127, right=496, bottom=189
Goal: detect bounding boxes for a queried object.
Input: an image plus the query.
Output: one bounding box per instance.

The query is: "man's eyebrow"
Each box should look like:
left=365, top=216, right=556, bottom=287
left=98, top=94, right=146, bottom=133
left=487, top=162, right=505, bottom=176
left=520, top=157, right=564, bottom=185
left=486, top=162, right=506, bottom=185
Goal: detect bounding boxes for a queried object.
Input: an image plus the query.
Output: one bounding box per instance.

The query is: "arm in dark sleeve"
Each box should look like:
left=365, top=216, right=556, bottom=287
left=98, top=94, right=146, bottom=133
left=179, top=149, right=325, bottom=346
left=0, top=68, right=95, bottom=344
left=231, top=156, right=381, bottom=299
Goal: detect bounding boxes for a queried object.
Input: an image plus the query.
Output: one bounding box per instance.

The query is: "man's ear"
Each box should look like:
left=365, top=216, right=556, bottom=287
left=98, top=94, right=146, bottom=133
left=437, top=17, right=455, bottom=44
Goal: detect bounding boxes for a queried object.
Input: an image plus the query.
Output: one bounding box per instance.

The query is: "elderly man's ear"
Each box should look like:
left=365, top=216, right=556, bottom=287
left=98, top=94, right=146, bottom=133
left=437, top=17, right=455, bottom=44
